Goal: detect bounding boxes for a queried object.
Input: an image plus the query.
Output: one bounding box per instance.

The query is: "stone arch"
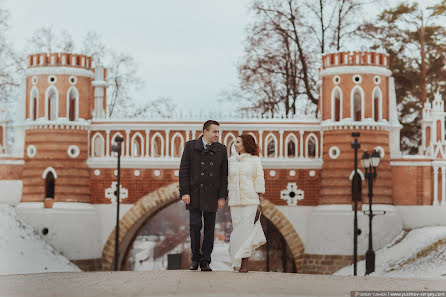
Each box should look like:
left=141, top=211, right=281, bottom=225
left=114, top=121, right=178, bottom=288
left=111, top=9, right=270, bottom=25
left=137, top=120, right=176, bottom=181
left=101, top=183, right=305, bottom=272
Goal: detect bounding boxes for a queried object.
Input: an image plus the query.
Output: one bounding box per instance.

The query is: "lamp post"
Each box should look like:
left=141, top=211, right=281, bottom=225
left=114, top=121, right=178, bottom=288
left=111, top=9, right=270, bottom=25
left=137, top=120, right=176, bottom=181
left=361, top=149, right=381, bottom=275
left=111, top=136, right=124, bottom=271
left=351, top=132, right=361, bottom=276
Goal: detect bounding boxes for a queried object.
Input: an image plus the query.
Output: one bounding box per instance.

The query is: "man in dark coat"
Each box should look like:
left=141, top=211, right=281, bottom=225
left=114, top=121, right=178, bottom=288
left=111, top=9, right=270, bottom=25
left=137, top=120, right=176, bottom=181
left=179, top=120, right=228, bottom=271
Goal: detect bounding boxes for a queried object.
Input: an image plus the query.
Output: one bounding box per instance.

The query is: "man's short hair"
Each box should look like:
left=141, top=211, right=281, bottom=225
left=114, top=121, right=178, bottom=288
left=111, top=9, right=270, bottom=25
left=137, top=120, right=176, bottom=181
left=203, top=120, right=220, bottom=131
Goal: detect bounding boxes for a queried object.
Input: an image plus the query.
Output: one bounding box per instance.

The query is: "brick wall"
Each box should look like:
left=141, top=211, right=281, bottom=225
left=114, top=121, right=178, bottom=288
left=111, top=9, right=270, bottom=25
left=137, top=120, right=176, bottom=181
left=303, top=254, right=364, bottom=275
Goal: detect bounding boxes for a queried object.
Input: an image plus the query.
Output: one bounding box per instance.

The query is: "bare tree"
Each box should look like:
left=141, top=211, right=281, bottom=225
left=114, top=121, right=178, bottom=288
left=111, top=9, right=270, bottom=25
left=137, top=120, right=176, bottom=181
left=27, top=26, right=74, bottom=53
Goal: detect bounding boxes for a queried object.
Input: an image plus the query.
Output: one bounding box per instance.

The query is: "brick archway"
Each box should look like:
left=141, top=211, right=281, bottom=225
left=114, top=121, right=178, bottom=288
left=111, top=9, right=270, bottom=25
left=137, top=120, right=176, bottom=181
left=101, top=183, right=305, bottom=272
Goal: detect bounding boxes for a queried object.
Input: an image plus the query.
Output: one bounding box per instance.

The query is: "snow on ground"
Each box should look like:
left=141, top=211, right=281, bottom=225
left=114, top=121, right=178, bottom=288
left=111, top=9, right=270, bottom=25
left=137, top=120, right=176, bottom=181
left=0, top=205, right=81, bottom=275
left=335, top=226, right=446, bottom=278
left=210, top=241, right=232, bottom=271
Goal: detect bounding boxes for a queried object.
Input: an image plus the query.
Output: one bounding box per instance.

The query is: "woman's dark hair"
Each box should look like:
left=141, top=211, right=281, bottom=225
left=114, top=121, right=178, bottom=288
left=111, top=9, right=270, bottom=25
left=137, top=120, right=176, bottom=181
left=238, top=134, right=260, bottom=156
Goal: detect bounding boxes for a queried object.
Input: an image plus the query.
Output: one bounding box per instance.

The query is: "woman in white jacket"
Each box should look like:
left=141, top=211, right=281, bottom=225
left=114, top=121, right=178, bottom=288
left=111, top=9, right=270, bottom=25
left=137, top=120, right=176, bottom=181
left=228, top=134, right=266, bottom=272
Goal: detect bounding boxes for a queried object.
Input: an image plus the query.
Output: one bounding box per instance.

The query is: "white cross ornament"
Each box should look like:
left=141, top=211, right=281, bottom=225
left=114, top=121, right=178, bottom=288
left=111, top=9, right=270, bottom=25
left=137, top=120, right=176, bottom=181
left=280, top=182, right=304, bottom=206
left=105, top=182, right=128, bottom=204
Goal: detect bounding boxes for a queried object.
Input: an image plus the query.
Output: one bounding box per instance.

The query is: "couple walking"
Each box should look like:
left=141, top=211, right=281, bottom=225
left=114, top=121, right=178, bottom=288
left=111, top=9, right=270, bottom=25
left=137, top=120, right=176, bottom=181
left=179, top=120, right=266, bottom=272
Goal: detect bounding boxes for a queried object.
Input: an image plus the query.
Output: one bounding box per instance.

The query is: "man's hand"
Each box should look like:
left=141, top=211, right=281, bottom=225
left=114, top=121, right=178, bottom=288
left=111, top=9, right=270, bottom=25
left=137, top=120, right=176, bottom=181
left=217, top=198, right=226, bottom=209
left=182, top=194, right=191, bottom=205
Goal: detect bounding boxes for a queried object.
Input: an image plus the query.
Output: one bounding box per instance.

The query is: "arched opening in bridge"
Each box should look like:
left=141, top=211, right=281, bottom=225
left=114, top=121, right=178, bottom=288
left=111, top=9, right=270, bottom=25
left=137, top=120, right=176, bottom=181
left=101, top=184, right=304, bottom=272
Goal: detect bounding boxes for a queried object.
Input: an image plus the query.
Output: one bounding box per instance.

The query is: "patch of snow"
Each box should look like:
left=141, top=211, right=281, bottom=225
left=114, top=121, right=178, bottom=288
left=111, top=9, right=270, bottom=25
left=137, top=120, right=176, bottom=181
left=0, top=205, right=81, bottom=275
left=334, top=226, right=446, bottom=278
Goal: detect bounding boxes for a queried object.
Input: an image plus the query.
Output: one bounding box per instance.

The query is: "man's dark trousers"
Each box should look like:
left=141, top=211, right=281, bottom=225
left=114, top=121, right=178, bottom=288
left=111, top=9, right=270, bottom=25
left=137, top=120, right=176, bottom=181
left=189, top=209, right=216, bottom=264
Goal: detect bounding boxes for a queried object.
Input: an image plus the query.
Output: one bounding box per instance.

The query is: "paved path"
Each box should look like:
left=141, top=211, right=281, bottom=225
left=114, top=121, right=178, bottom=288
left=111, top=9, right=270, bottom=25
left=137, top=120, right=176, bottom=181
left=0, top=271, right=445, bottom=297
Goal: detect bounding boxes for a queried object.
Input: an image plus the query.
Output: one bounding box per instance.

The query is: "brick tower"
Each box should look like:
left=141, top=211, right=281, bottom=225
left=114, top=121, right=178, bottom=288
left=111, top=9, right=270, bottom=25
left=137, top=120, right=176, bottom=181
left=318, top=51, right=398, bottom=206
left=21, top=53, right=107, bottom=207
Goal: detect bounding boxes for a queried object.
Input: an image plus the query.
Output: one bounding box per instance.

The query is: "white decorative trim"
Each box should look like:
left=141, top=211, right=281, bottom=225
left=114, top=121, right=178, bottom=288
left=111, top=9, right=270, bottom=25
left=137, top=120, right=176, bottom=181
left=26, top=67, right=95, bottom=78
left=0, top=160, right=25, bottom=165
left=390, top=161, right=432, bottom=166
left=289, top=170, right=296, bottom=176
left=31, top=76, right=38, bottom=84
left=67, top=145, right=80, bottom=158
left=171, top=132, right=185, bottom=158
left=374, top=146, right=385, bottom=158
left=309, top=170, right=315, bottom=177
left=94, top=169, right=101, bottom=176
left=320, top=66, right=392, bottom=77
left=92, top=132, right=105, bottom=157
left=280, top=182, right=304, bottom=206
left=114, top=169, right=118, bottom=176
left=374, top=75, right=381, bottom=85
left=174, top=170, right=179, bottom=177
left=69, top=76, right=77, bottom=85
left=332, top=75, right=341, bottom=85
left=151, top=132, right=164, bottom=157
left=284, top=133, right=298, bottom=158
left=154, top=170, right=161, bottom=176
left=86, top=158, right=324, bottom=169
left=350, top=85, right=365, bottom=121
left=269, top=170, right=276, bottom=177
left=47, top=75, right=57, bottom=84
left=349, top=169, right=365, bottom=181
left=352, top=74, right=362, bottom=84
left=42, top=167, right=58, bottom=179
left=265, top=133, right=278, bottom=158
left=134, top=170, right=140, bottom=176
left=66, top=86, right=79, bottom=121
left=305, top=133, right=319, bottom=158
left=105, top=182, right=128, bottom=204
left=331, top=86, right=342, bottom=121
left=131, top=132, right=144, bottom=157
left=329, top=146, right=340, bottom=159
left=27, top=145, right=37, bottom=158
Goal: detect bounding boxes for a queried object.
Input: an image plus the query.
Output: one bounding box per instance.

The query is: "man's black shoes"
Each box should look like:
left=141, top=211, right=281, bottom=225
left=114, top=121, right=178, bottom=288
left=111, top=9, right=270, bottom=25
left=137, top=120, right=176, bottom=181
left=190, top=260, right=199, bottom=270
left=200, top=261, right=212, bottom=271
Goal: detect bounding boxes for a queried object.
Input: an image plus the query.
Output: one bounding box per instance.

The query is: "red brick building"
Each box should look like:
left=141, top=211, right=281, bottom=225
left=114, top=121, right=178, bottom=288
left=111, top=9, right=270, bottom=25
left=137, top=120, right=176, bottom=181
left=0, top=51, right=444, bottom=274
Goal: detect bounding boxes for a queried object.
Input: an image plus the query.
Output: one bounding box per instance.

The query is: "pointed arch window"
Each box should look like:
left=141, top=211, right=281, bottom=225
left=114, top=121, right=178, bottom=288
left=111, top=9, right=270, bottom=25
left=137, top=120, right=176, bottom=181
left=132, top=134, right=144, bottom=157
left=30, top=88, right=38, bottom=120
left=351, top=87, right=364, bottom=122
left=151, top=133, right=164, bottom=157
left=306, top=134, right=318, bottom=158
left=331, top=87, right=342, bottom=122
left=93, top=133, right=104, bottom=157
left=372, top=87, right=382, bottom=122
left=285, top=134, right=298, bottom=158
left=67, top=87, right=78, bottom=121
left=265, top=134, right=278, bottom=158
left=224, top=133, right=236, bottom=157
left=46, top=87, right=58, bottom=121
left=172, top=133, right=184, bottom=157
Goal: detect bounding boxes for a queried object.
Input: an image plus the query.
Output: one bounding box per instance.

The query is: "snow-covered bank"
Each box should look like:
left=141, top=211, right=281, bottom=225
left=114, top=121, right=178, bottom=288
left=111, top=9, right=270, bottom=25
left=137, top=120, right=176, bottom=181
left=0, top=205, right=81, bottom=275
left=335, top=226, right=446, bottom=278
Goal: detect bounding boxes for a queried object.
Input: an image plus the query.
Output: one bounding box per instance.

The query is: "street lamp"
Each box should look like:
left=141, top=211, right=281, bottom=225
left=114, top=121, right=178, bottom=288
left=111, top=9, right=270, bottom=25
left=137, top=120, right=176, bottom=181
left=361, top=149, right=381, bottom=275
left=111, top=136, right=124, bottom=271
left=351, top=132, right=361, bottom=276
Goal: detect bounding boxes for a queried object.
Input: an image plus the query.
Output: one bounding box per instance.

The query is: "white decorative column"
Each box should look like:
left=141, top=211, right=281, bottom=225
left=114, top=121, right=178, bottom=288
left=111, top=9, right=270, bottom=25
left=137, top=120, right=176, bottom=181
left=145, top=129, right=150, bottom=157
left=87, top=130, right=91, bottom=157
left=166, top=129, right=170, bottom=158
left=186, top=129, right=190, bottom=142
left=434, top=166, right=439, bottom=206
left=320, top=131, right=324, bottom=160
left=259, top=130, right=263, bottom=157
left=442, top=166, right=446, bottom=206
left=125, top=129, right=130, bottom=157
left=106, top=130, right=110, bottom=157
left=299, top=131, right=304, bottom=158
left=279, top=130, right=284, bottom=158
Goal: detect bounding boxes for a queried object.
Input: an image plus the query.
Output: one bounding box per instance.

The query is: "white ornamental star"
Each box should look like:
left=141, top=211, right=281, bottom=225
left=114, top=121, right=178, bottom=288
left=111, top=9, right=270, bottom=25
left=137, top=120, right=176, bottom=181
left=105, top=182, right=128, bottom=204
left=280, top=182, right=304, bottom=206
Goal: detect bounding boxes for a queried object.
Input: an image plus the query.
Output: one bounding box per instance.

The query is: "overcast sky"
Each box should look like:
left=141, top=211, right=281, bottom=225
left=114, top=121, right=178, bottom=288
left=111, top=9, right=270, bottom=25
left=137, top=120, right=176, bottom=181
left=3, top=0, right=429, bottom=114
